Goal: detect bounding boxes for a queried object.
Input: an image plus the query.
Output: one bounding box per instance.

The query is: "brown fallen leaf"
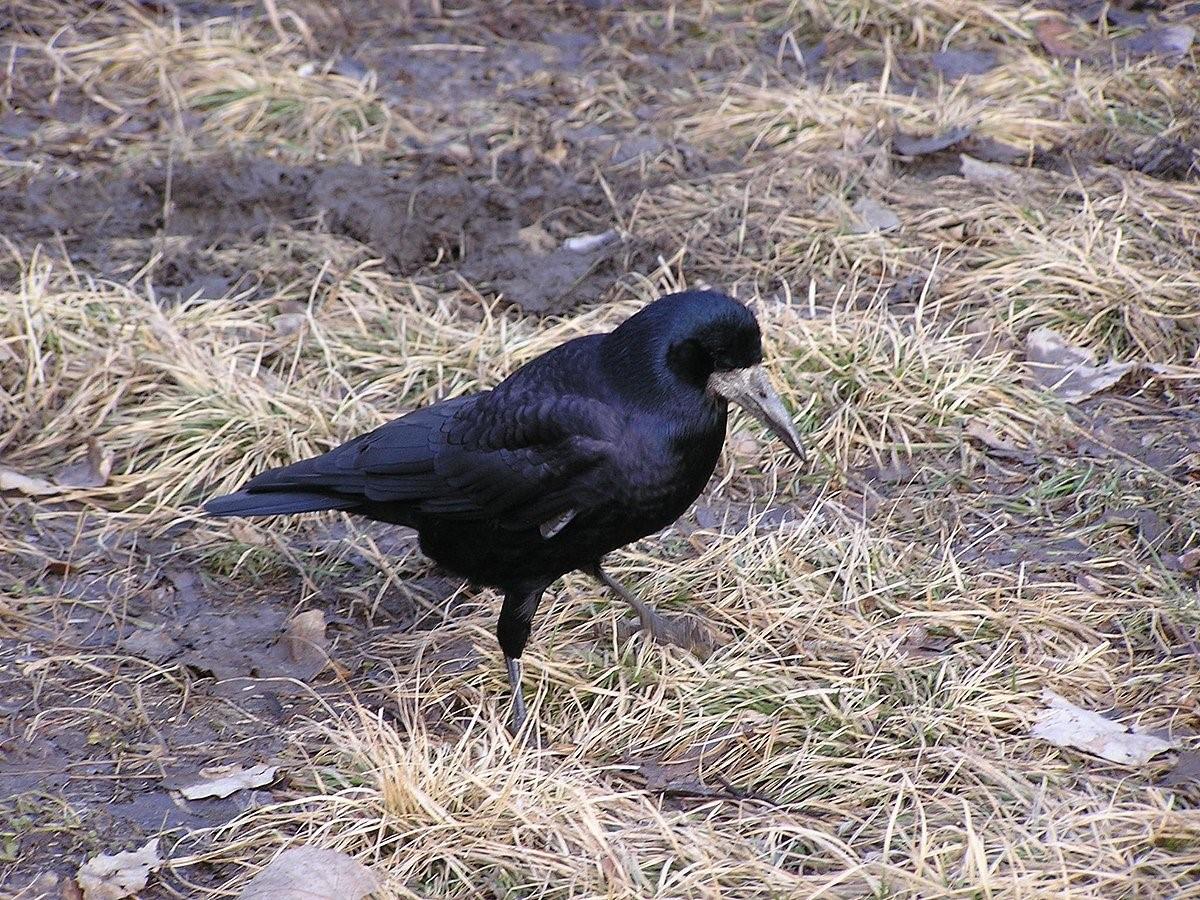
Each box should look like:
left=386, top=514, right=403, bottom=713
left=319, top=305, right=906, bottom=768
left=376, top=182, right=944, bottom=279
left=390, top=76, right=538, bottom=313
left=229, top=521, right=269, bottom=546
left=960, top=154, right=1021, bottom=187
left=177, top=763, right=278, bottom=800
left=625, top=720, right=761, bottom=798
left=55, top=438, right=114, bottom=489
left=898, top=624, right=957, bottom=658
left=1025, top=327, right=1136, bottom=402
left=281, top=609, right=329, bottom=680
left=851, top=197, right=900, bottom=233
left=77, top=839, right=162, bottom=900
left=518, top=224, right=556, bottom=253
left=614, top=610, right=729, bottom=661
left=1158, top=749, right=1200, bottom=788
left=1035, top=18, right=1085, bottom=58
left=1032, top=690, right=1177, bottom=766
left=1118, top=25, right=1195, bottom=60
left=44, top=559, right=74, bottom=577
left=121, top=626, right=181, bottom=664
left=963, top=420, right=1034, bottom=462
left=0, top=464, right=59, bottom=496
left=1180, top=548, right=1200, bottom=575
left=892, top=124, right=973, bottom=157
left=20, top=872, right=81, bottom=900
left=238, top=846, right=378, bottom=900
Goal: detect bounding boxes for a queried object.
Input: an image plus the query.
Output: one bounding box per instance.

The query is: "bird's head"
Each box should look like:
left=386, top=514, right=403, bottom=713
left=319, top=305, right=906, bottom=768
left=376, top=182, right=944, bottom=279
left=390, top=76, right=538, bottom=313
left=605, top=290, right=806, bottom=461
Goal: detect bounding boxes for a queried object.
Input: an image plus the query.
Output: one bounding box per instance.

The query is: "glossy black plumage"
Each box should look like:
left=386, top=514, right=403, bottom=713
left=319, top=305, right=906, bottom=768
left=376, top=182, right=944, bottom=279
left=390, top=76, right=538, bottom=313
left=205, top=290, right=804, bottom=729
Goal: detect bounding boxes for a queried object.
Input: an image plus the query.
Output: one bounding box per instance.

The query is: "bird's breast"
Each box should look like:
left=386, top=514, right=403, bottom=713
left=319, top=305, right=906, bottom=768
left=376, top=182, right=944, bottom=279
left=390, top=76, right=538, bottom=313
left=596, top=411, right=726, bottom=532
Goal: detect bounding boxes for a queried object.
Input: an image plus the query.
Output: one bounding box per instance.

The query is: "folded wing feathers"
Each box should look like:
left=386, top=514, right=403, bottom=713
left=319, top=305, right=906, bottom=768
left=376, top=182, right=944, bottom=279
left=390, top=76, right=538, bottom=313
left=213, top=393, right=617, bottom=531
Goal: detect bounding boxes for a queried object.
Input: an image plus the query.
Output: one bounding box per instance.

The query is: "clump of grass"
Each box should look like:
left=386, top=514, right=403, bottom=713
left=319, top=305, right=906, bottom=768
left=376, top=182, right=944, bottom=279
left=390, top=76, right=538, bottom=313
left=41, top=14, right=397, bottom=161
left=767, top=292, right=1043, bottom=468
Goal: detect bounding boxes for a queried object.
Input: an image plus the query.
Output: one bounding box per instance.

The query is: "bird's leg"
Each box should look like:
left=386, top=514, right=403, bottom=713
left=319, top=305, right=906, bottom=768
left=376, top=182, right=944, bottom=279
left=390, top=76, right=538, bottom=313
left=497, top=583, right=549, bottom=735
left=591, top=564, right=672, bottom=640
left=591, top=564, right=719, bottom=657
left=506, top=655, right=526, bottom=732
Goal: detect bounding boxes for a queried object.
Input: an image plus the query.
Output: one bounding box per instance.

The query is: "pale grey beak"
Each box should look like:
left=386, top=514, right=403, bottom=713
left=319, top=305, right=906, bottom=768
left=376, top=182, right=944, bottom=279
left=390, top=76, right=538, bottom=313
left=707, top=365, right=806, bottom=462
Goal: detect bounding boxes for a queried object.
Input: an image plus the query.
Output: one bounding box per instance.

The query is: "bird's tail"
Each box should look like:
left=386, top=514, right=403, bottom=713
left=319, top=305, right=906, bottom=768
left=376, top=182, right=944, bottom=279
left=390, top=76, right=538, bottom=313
left=203, top=490, right=357, bottom=518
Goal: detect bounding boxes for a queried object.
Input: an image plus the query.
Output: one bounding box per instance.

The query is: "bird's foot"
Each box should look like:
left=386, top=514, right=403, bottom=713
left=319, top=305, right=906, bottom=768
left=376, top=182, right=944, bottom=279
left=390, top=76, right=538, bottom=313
left=505, top=693, right=548, bottom=747
left=592, top=564, right=726, bottom=660
left=622, top=609, right=723, bottom=660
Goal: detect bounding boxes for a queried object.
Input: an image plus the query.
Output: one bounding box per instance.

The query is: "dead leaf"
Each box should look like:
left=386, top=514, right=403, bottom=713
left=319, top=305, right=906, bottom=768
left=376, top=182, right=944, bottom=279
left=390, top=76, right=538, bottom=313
left=229, top=521, right=269, bottom=546
left=897, top=624, right=956, bottom=658
left=77, top=839, right=162, bottom=900
left=21, top=872, right=80, bottom=900
left=964, top=420, right=1033, bottom=462
left=281, top=609, right=329, bottom=680
left=930, top=48, right=996, bottom=79
left=44, top=559, right=74, bottom=577
left=0, top=464, right=59, bottom=496
left=614, top=610, right=728, bottom=661
left=1180, top=548, right=1200, bottom=575
left=178, top=763, right=278, bottom=800
left=1025, top=327, right=1136, bottom=402
left=1032, top=690, right=1178, bottom=766
left=55, top=438, right=114, bottom=489
left=851, top=197, right=900, bottom=233
left=967, top=137, right=1028, bottom=165
left=625, top=721, right=760, bottom=798
left=1118, top=25, right=1195, bottom=59
left=272, top=312, right=308, bottom=336
left=1035, top=18, right=1084, bottom=58
left=238, top=846, right=378, bottom=900
left=1159, top=749, right=1200, bottom=788
left=960, top=154, right=1021, bottom=187
left=893, top=125, right=973, bottom=156
left=121, top=627, right=181, bottom=664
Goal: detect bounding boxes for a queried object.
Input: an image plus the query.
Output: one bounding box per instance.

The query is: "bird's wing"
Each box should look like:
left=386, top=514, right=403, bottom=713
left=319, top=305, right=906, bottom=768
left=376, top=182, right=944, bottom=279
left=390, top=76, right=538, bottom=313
left=241, top=392, right=621, bottom=532
left=424, top=393, right=622, bottom=531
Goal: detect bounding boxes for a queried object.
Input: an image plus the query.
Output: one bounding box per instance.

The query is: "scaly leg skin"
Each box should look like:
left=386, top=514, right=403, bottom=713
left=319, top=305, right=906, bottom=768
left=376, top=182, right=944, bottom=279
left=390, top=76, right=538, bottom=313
left=591, top=564, right=716, bottom=658
left=497, top=583, right=548, bottom=736
left=592, top=565, right=671, bottom=638
left=506, top=655, right=527, bottom=735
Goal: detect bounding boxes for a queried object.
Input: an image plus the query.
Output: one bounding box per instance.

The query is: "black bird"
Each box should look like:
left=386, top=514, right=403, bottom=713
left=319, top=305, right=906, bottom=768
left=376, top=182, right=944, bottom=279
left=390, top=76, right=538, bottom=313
left=204, top=290, right=805, bottom=729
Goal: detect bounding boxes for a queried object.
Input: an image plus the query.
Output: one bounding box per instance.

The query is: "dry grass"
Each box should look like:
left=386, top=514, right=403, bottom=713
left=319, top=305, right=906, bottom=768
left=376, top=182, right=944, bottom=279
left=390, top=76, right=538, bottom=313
left=3, top=1, right=1200, bottom=898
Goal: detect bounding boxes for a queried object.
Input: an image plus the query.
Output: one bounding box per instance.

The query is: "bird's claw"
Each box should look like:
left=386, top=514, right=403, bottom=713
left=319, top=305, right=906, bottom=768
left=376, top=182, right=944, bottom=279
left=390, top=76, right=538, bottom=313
left=626, top=610, right=721, bottom=660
